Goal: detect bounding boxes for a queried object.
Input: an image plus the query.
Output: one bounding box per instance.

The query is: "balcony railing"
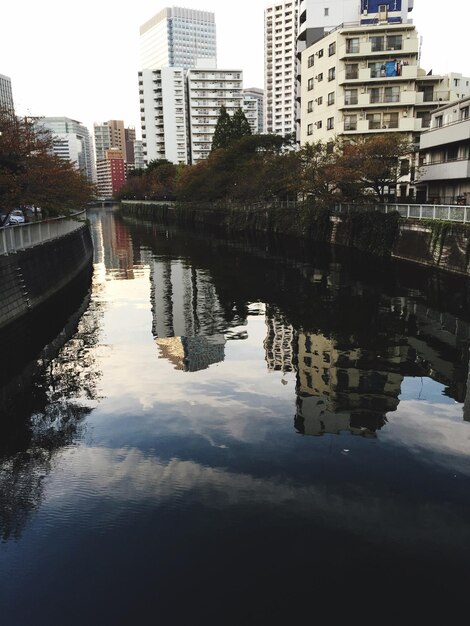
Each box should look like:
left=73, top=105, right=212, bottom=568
left=335, top=203, right=470, bottom=223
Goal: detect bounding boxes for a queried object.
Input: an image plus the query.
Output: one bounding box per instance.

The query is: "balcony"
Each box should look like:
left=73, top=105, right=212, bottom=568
left=418, top=159, right=470, bottom=182
left=420, top=118, right=470, bottom=150
left=338, top=36, right=418, bottom=60
left=339, top=117, right=423, bottom=134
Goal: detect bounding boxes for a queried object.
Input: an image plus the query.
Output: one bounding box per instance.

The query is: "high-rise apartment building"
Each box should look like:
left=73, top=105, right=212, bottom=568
left=139, top=7, right=217, bottom=165
left=0, top=73, right=14, bottom=113
left=264, top=1, right=298, bottom=137
left=36, top=117, right=95, bottom=182
left=139, top=7, right=216, bottom=72
left=94, top=120, right=136, bottom=165
left=243, top=88, right=265, bottom=134
left=139, top=67, right=189, bottom=164
left=187, top=61, right=243, bottom=163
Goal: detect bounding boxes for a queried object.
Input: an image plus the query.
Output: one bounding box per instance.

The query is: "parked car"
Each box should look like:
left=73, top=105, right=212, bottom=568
left=8, top=210, right=26, bottom=225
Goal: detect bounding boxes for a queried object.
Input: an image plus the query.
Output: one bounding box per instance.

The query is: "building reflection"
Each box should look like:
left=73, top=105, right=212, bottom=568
left=295, top=331, right=407, bottom=437
left=89, top=207, right=146, bottom=279
left=148, top=256, right=248, bottom=372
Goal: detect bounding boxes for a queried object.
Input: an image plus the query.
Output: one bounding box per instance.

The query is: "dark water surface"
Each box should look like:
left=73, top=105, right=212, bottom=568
left=1, top=207, right=470, bottom=624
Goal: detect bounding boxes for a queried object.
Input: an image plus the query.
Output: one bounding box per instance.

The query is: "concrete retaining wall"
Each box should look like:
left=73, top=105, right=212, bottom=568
left=0, top=224, right=93, bottom=331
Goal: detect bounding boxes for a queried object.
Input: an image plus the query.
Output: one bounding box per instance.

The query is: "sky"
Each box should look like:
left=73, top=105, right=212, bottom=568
left=1, top=0, right=468, bottom=137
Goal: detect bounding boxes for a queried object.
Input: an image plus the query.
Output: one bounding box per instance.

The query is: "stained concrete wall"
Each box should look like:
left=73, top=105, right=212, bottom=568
left=0, top=224, right=93, bottom=331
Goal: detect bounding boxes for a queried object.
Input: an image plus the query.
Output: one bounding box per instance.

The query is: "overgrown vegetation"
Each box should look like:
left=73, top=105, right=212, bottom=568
left=0, top=108, right=95, bottom=225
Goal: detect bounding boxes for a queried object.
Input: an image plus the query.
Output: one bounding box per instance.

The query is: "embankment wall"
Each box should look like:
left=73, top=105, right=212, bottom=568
left=120, top=202, right=470, bottom=277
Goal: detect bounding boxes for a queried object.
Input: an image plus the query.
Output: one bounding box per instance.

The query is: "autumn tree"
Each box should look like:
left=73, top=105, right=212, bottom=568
left=0, top=109, right=95, bottom=225
left=342, top=133, right=414, bottom=202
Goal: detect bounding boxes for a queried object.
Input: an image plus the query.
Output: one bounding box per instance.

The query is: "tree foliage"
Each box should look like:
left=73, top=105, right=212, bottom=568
left=211, top=106, right=251, bottom=152
left=116, top=159, right=179, bottom=201
left=0, top=109, right=95, bottom=224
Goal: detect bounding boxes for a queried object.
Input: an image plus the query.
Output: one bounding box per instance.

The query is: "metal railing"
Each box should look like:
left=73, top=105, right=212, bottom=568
left=335, top=203, right=470, bottom=223
left=0, top=210, right=87, bottom=255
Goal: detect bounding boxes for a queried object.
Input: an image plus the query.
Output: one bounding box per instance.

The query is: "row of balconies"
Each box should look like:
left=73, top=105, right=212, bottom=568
left=418, top=159, right=470, bottom=182
left=339, top=36, right=418, bottom=60
left=339, top=116, right=425, bottom=134
left=336, top=90, right=450, bottom=109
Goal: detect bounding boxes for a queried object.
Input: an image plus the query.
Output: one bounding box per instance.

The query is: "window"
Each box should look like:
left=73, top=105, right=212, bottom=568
left=370, top=36, right=384, bottom=52
left=307, top=123, right=313, bottom=136
left=400, top=159, right=410, bottom=176
left=318, top=48, right=324, bottom=58
left=328, top=42, right=336, bottom=56
left=383, top=112, right=399, bottom=128
left=317, top=72, right=323, bottom=82
left=447, top=146, right=458, bottom=161
left=327, top=117, right=334, bottom=130
left=327, top=92, right=335, bottom=105
left=308, top=54, right=315, bottom=68
left=317, top=96, right=323, bottom=105
left=384, top=86, right=400, bottom=103
left=317, top=120, right=323, bottom=129
left=461, top=106, right=469, bottom=120
left=435, top=115, right=443, bottom=128
left=369, top=87, right=381, bottom=103
left=324, top=8, right=329, bottom=16
left=307, top=100, right=313, bottom=112
left=344, top=114, right=357, bottom=131
left=366, top=113, right=381, bottom=129
left=328, top=67, right=336, bottom=81
left=308, top=77, right=314, bottom=90
left=345, top=89, right=358, bottom=105
left=387, top=35, right=402, bottom=51
left=345, top=63, right=359, bottom=79
left=346, top=37, right=359, bottom=53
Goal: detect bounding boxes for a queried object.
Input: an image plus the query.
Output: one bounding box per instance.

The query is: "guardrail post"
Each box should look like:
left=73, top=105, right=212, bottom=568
left=465, top=208, right=468, bottom=224
left=419, top=205, right=422, bottom=219
left=1, top=228, right=6, bottom=254
left=433, top=206, right=436, bottom=220
left=448, top=206, right=451, bottom=220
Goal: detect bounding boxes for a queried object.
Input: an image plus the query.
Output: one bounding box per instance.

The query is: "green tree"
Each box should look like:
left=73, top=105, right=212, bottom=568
left=230, top=108, right=252, bottom=141
left=211, top=106, right=233, bottom=152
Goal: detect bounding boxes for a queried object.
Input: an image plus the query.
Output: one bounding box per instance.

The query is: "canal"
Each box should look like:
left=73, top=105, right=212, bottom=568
left=1, top=205, right=470, bottom=623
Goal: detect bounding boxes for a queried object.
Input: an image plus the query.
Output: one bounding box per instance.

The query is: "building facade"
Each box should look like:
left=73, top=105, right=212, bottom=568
left=264, top=1, right=298, bottom=137
left=187, top=61, right=243, bottom=163
left=0, top=74, right=14, bottom=113
left=417, top=96, right=470, bottom=205
left=37, top=117, right=96, bottom=182
left=299, top=21, right=450, bottom=145
left=243, top=87, right=265, bottom=134
left=139, top=67, right=189, bottom=164
left=96, top=148, right=126, bottom=199
left=139, top=7, right=216, bottom=72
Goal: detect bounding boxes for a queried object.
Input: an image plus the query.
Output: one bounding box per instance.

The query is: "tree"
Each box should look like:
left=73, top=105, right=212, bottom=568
left=342, top=134, right=413, bottom=202
left=230, top=108, right=252, bottom=141
left=211, top=106, right=233, bottom=152
left=0, top=109, right=95, bottom=224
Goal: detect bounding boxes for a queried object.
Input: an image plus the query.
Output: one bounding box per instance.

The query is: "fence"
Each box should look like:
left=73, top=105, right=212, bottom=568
left=335, top=203, right=470, bottom=223
left=0, top=210, right=87, bottom=256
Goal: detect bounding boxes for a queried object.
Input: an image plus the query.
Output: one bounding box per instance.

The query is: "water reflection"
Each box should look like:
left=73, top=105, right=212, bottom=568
left=0, top=272, right=102, bottom=541
left=115, top=212, right=470, bottom=434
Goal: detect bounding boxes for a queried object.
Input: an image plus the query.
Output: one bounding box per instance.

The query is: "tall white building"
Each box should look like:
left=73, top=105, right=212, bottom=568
left=264, top=1, right=298, bottom=137
left=0, top=73, right=14, bottom=113
left=187, top=60, right=243, bottom=163
left=139, top=7, right=216, bottom=72
left=139, top=6, right=217, bottom=165
left=243, top=88, right=264, bottom=134
left=139, top=67, right=189, bottom=164
left=36, top=117, right=96, bottom=182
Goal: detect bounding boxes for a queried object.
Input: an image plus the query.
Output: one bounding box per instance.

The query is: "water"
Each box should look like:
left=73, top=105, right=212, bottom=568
left=1, top=206, right=470, bottom=623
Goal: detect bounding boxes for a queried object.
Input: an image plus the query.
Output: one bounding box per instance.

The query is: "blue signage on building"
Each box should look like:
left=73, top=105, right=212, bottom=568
left=361, top=1, right=403, bottom=12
